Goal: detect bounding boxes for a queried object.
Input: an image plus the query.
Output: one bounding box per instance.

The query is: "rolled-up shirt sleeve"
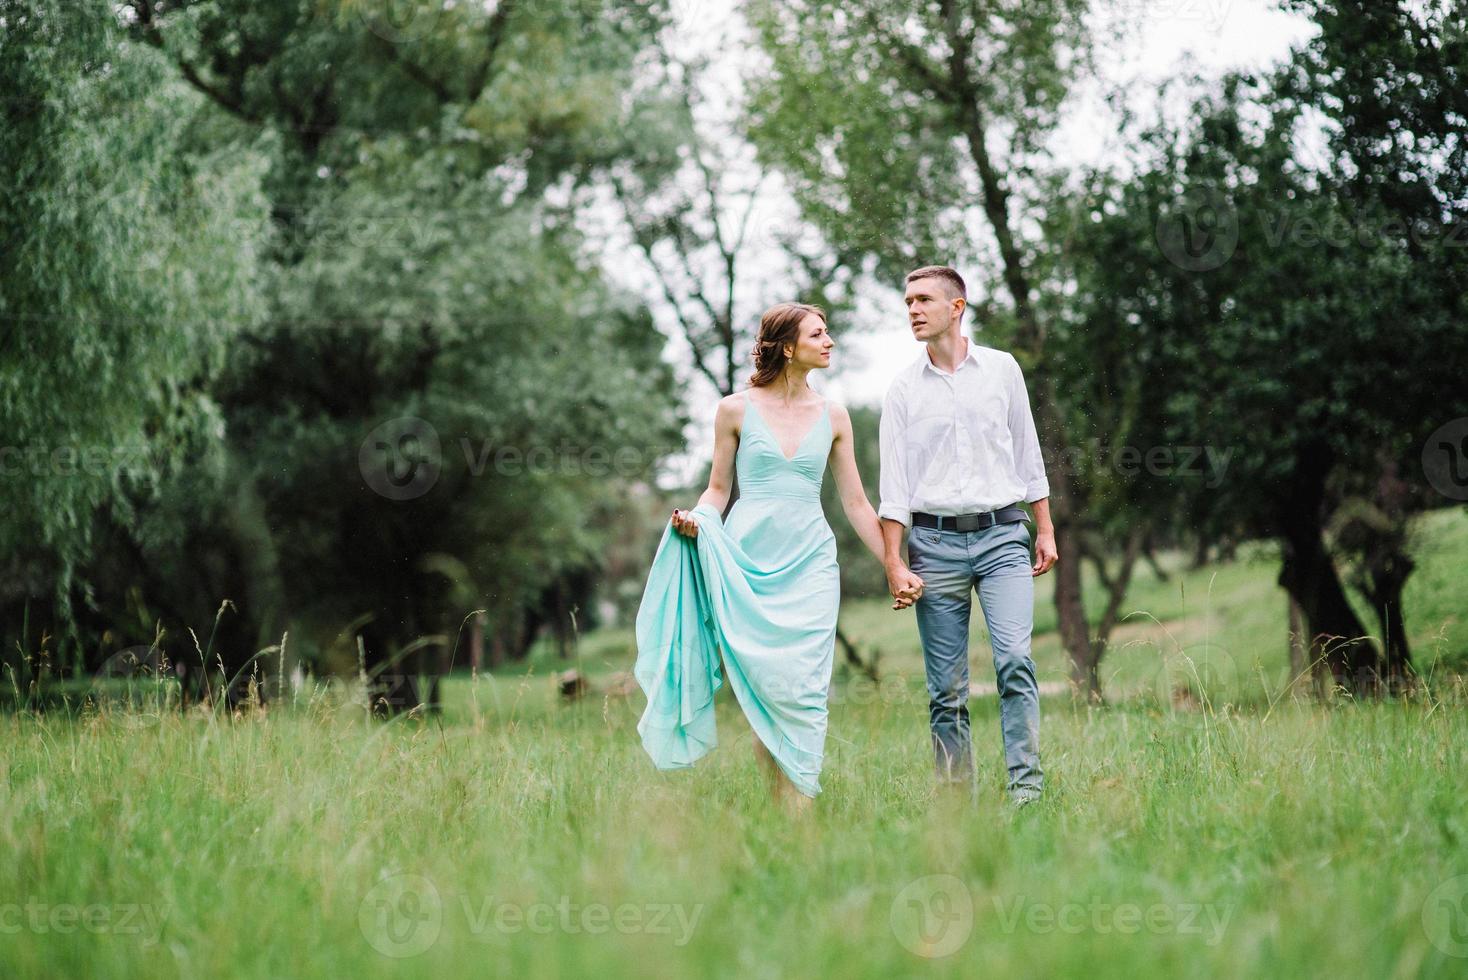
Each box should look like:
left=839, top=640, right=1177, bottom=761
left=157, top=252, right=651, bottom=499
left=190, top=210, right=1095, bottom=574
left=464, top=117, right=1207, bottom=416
left=878, top=381, right=913, bottom=527
left=1008, top=356, right=1050, bottom=503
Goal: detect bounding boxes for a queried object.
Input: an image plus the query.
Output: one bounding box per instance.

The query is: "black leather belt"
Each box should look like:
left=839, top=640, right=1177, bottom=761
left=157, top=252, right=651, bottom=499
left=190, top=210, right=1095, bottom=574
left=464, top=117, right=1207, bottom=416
left=911, top=507, right=1029, bottom=532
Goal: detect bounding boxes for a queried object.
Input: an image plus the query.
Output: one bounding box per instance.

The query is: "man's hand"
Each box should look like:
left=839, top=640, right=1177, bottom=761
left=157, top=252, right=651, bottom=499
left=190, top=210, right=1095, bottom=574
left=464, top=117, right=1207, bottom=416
left=1032, top=527, right=1058, bottom=576
left=886, top=562, right=924, bottom=610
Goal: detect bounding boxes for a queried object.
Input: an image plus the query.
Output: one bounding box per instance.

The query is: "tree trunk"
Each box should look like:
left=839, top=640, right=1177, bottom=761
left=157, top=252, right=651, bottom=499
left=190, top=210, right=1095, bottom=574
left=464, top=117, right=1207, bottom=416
left=1142, top=535, right=1170, bottom=582
left=1086, top=528, right=1145, bottom=697
left=1287, top=595, right=1309, bottom=693
left=1363, top=547, right=1415, bottom=695
left=1278, top=522, right=1380, bottom=695
left=950, top=92, right=1096, bottom=700
left=469, top=610, right=485, bottom=672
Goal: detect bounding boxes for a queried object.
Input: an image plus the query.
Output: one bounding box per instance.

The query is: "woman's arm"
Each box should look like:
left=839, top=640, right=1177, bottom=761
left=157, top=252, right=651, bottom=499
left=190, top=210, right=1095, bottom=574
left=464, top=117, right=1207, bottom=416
left=828, top=404, right=923, bottom=607
left=671, top=395, right=741, bottom=537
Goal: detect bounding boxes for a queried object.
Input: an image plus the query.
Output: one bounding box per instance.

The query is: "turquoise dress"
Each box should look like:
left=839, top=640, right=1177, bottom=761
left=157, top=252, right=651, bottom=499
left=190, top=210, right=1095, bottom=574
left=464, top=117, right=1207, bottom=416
left=634, top=398, right=840, bottom=797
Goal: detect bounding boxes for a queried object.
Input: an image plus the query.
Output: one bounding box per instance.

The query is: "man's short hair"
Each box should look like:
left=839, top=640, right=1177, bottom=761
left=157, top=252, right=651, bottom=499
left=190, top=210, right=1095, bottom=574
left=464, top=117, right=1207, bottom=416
left=904, top=266, right=967, bottom=310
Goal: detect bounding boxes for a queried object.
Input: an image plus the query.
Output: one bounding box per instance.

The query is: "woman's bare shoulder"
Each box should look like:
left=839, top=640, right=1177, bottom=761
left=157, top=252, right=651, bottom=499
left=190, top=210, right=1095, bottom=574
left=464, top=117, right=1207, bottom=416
left=716, top=392, right=747, bottom=414
left=714, top=392, right=747, bottom=430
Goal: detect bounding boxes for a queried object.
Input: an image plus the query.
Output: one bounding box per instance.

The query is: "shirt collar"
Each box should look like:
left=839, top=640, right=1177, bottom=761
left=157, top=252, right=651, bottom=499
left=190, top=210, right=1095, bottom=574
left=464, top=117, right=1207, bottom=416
left=920, top=337, right=978, bottom=377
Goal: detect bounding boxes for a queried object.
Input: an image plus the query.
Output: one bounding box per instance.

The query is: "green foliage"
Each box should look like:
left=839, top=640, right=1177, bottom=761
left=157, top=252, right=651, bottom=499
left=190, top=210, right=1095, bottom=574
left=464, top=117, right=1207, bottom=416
left=746, top=0, right=1092, bottom=285
left=1050, top=66, right=1468, bottom=540
left=1, top=0, right=687, bottom=681
left=0, top=0, right=271, bottom=583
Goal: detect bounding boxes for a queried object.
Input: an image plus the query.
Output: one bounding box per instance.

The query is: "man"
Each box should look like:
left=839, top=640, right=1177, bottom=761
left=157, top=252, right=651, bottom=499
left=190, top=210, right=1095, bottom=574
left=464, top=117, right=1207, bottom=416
left=878, top=266, right=1058, bottom=806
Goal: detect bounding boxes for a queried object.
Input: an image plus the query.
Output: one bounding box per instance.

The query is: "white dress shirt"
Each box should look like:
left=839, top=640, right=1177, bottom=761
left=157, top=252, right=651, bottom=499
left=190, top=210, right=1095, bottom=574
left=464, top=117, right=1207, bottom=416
left=878, top=339, right=1050, bottom=527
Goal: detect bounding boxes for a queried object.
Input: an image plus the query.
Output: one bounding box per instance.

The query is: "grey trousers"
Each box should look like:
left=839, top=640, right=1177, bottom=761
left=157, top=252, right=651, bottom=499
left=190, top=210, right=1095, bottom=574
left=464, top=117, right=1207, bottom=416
left=907, top=519, right=1043, bottom=798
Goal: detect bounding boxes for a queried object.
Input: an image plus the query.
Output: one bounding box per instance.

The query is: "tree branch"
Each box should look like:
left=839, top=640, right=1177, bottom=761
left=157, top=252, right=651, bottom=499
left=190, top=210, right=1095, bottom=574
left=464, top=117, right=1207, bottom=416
left=611, top=176, right=725, bottom=394
left=467, top=0, right=519, bottom=102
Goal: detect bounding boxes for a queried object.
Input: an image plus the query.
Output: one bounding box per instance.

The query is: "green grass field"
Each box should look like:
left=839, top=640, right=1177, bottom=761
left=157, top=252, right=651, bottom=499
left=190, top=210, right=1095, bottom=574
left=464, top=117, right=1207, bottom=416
left=3, top=509, right=1466, bottom=978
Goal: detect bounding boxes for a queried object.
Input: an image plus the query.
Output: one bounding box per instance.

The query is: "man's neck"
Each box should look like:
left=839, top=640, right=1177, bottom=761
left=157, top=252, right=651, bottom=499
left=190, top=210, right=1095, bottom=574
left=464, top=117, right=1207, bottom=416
left=925, top=331, right=968, bottom=374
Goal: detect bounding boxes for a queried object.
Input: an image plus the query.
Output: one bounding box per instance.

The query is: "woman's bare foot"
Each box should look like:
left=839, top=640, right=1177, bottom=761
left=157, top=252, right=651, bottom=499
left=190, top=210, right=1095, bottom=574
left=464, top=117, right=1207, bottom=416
left=783, top=789, right=814, bottom=815
left=752, top=735, right=783, bottom=796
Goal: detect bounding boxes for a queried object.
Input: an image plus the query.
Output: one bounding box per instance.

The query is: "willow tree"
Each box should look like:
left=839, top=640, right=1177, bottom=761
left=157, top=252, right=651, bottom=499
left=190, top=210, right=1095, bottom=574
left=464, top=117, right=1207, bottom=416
left=0, top=0, right=270, bottom=674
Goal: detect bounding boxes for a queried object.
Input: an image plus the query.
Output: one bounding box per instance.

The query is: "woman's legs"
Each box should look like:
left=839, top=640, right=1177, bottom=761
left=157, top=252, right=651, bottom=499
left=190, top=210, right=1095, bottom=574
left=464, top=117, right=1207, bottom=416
left=752, top=736, right=813, bottom=812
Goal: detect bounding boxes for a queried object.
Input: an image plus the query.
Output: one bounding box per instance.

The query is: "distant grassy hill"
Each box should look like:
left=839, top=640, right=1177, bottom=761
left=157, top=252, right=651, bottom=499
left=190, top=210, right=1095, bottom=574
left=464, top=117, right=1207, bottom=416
left=553, top=505, right=1467, bottom=706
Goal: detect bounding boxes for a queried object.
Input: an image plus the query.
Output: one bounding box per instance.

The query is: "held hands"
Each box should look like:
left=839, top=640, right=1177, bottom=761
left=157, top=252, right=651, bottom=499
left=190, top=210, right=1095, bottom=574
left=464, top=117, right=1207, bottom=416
left=670, top=508, right=699, bottom=538
left=886, top=563, right=924, bottom=611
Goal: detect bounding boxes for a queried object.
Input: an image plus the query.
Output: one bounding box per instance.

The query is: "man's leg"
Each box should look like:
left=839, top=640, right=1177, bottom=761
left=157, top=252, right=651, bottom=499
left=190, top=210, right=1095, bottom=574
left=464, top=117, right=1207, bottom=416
left=974, top=523, right=1043, bottom=800
left=909, top=529, right=977, bottom=785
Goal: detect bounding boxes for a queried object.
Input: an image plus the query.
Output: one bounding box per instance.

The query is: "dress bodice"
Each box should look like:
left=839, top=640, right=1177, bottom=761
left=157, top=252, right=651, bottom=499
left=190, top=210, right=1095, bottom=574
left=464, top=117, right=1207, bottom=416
left=735, top=398, right=832, bottom=501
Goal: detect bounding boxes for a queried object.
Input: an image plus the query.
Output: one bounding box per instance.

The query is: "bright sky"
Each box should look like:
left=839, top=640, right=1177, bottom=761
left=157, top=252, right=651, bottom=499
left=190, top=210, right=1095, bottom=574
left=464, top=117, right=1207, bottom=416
left=603, top=1, right=1319, bottom=484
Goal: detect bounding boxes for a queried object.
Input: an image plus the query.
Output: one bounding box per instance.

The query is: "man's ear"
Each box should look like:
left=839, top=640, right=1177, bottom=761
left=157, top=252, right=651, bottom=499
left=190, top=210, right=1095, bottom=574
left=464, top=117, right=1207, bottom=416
left=952, top=297, right=966, bottom=321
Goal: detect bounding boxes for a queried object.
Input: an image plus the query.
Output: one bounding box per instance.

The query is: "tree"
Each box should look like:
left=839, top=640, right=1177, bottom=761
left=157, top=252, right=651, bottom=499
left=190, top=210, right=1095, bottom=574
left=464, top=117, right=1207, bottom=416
left=746, top=0, right=1124, bottom=697
left=1278, top=0, right=1468, bottom=686
left=2, top=0, right=690, bottom=711
left=1054, top=69, right=1468, bottom=694
left=0, top=0, right=270, bottom=683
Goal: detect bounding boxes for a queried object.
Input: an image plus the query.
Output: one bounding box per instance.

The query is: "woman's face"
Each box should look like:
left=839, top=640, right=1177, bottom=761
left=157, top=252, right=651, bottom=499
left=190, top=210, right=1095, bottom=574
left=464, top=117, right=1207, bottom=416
left=785, top=314, right=834, bottom=371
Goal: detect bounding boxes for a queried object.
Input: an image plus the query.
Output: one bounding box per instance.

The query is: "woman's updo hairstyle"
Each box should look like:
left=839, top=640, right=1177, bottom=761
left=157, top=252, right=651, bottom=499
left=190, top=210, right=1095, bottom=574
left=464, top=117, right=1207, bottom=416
left=747, top=302, right=826, bottom=388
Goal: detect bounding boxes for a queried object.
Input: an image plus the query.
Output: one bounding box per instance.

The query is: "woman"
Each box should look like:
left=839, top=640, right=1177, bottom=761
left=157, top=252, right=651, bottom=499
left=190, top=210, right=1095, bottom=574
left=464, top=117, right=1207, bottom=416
left=634, top=302, right=923, bottom=811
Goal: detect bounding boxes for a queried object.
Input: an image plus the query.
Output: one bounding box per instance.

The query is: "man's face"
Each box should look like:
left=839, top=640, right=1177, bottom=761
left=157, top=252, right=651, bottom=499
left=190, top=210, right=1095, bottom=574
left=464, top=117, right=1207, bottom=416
left=904, top=278, right=964, bottom=341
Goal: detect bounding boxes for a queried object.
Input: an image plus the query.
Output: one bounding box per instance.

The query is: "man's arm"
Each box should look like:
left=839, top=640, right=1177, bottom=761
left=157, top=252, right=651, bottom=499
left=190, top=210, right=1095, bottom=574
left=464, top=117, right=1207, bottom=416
left=1008, top=357, right=1058, bottom=575
left=1028, top=497, right=1057, bottom=576
left=878, top=383, right=923, bottom=607
left=1008, top=355, right=1050, bottom=505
